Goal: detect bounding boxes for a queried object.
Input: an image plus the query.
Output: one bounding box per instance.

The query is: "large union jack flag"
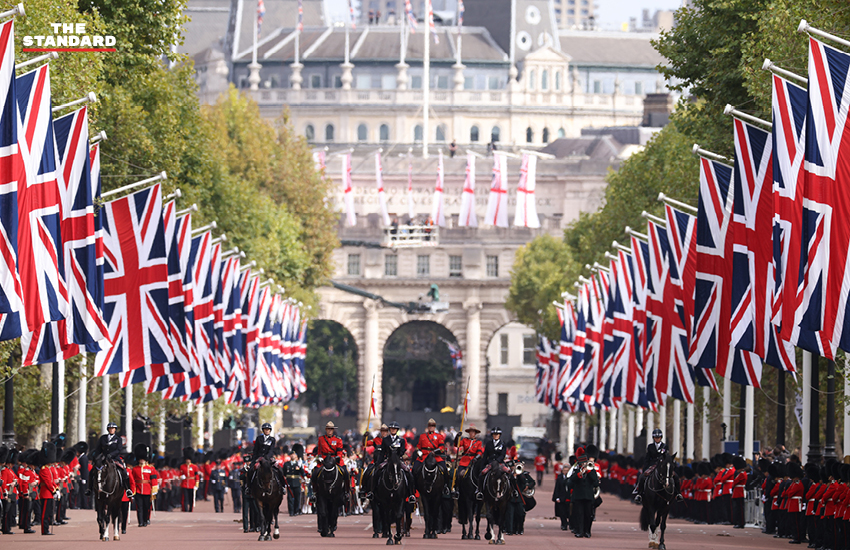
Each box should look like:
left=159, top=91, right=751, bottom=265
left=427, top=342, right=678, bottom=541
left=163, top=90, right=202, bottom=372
left=555, top=300, right=575, bottom=411
left=16, top=64, right=68, bottom=334
left=95, top=183, right=173, bottom=375
left=601, top=252, right=634, bottom=407
left=795, top=38, right=850, bottom=358
left=629, top=235, right=650, bottom=407
left=0, top=19, right=23, bottom=340
left=565, top=284, right=588, bottom=403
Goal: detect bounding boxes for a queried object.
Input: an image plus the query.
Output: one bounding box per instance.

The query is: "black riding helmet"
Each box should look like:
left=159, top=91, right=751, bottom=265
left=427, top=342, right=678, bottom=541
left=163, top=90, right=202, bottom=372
left=652, top=428, right=663, bottom=439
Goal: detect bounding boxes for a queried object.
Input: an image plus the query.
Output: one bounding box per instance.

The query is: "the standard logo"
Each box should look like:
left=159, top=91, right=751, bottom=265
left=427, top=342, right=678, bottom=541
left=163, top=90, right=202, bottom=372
left=22, top=23, right=116, bottom=52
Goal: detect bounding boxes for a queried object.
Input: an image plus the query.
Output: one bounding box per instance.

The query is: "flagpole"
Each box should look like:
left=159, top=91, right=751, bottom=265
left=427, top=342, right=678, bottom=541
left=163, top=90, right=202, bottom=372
left=423, top=0, right=431, bottom=159
left=360, top=375, right=376, bottom=485
left=451, top=376, right=471, bottom=492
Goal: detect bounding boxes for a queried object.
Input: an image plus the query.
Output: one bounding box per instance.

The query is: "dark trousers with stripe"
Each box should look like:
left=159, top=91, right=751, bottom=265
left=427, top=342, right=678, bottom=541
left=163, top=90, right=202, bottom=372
left=731, top=497, right=745, bottom=528
left=135, top=494, right=151, bottom=525
left=19, top=497, right=30, bottom=531
left=40, top=499, right=53, bottom=535
left=1, top=497, right=15, bottom=533
left=181, top=488, right=194, bottom=512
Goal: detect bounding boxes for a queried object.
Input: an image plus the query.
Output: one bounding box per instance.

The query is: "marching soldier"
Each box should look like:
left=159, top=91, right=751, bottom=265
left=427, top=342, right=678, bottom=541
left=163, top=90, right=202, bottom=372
left=209, top=460, right=228, bottom=513
left=228, top=459, right=242, bottom=514
left=567, top=447, right=599, bottom=538
left=130, top=444, right=158, bottom=526
left=179, top=447, right=200, bottom=512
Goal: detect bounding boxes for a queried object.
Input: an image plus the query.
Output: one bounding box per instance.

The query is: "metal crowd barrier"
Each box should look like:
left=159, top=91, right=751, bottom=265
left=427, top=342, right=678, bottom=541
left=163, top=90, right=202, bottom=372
left=745, top=488, right=764, bottom=528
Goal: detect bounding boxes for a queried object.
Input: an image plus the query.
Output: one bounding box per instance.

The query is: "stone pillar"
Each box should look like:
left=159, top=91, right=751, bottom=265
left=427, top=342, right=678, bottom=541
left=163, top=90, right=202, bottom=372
left=658, top=404, right=666, bottom=440
left=616, top=408, right=624, bottom=454
left=567, top=414, right=575, bottom=455
left=340, top=62, right=354, bottom=91
left=207, top=401, right=215, bottom=449
left=646, top=409, right=654, bottom=439
left=290, top=62, right=303, bottom=90
left=125, top=385, right=133, bottom=451
left=453, top=62, right=465, bottom=91
left=79, top=353, right=88, bottom=443
left=248, top=61, right=262, bottom=91
left=801, top=351, right=812, bottom=460
left=599, top=409, right=606, bottom=449
left=636, top=407, right=644, bottom=442
left=744, top=385, right=755, bottom=460
left=158, top=408, right=166, bottom=455
left=608, top=408, right=617, bottom=451
left=686, top=401, right=695, bottom=461
left=672, top=399, right=681, bottom=458
left=396, top=62, right=409, bottom=90
left=463, top=299, right=483, bottom=424
left=101, top=374, right=109, bottom=434
left=702, top=386, right=711, bottom=459
left=362, top=299, right=381, bottom=430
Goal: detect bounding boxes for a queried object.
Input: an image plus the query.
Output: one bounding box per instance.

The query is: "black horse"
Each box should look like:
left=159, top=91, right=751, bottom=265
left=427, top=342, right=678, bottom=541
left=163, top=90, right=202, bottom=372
left=375, top=450, right=410, bottom=545
left=249, top=458, right=284, bottom=541
left=481, top=462, right=512, bottom=545
left=313, top=455, right=347, bottom=537
left=457, top=457, right=484, bottom=540
left=639, top=452, right=677, bottom=550
left=92, top=458, right=123, bottom=541
left=360, top=466, right=383, bottom=538
left=415, top=452, right=447, bottom=539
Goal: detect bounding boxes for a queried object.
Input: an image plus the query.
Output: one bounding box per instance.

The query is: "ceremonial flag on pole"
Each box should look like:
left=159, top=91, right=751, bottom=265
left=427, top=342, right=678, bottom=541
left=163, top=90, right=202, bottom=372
left=513, top=154, right=540, bottom=228
left=565, top=283, right=588, bottom=402
left=457, top=0, right=464, bottom=26
left=431, top=149, right=445, bottom=226
left=16, top=64, right=68, bottom=334
left=370, top=386, right=377, bottom=416
left=375, top=151, right=391, bottom=226
left=95, top=183, right=172, bottom=376
left=0, top=19, right=23, bottom=339
left=405, top=0, right=417, bottom=33
left=794, top=37, right=850, bottom=358
left=555, top=300, right=575, bottom=411
left=629, top=235, right=650, bottom=406
left=428, top=0, right=439, bottom=43
left=297, top=0, right=304, bottom=32
left=458, top=151, right=477, bottom=227
left=342, top=152, right=356, bottom=226
left=348, top=0, right=356, bottom=30
left=580, top=277, right=603, bottom=406
left=257, top=0, right=266, bottom=36
left=484, top=152, right=508, bottom=227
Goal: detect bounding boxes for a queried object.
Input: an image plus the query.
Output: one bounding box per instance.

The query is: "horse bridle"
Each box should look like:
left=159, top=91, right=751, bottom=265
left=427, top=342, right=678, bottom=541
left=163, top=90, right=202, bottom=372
left=422, top=463, right=438, bottom=493
left=484, top=469, right=508, bottom=501
left=258, top=460, right=278, bottom=497
left=97, top=462, right=118, bottom=497
left=646, top=459, right=674, bottom=496
left=381, top=459, right=403, bottom=492
left=321, top=463, right=339, bottom=488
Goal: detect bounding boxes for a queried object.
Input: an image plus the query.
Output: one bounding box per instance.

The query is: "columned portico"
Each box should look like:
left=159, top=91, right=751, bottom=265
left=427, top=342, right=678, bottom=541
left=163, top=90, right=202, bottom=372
left=464, top=298, right=484, bottom=426
left=362, top=298, right=382, bottom=425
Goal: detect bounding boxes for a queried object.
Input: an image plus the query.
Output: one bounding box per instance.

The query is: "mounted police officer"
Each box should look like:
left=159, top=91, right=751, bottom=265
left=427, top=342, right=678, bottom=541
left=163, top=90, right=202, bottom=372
left=476, top=427, right=509, bottom=500
left=360, top=424, right=389, bottom=500
left=633, top=428, right=683, bottom=504
left=88, top=422, right=133, bottom=498
left=378, top=421, right=416, bottom=503
left=251, top=423, right=285, bottom=489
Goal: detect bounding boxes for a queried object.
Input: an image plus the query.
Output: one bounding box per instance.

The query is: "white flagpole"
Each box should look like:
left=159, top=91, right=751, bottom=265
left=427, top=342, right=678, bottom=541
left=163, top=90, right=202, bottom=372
left=423, top=0, right=431, bottom=159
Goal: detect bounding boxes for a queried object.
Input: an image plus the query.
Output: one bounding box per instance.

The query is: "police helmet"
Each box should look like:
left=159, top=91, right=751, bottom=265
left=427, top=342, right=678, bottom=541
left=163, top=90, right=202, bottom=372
left=107, top=422, right=118, bottom=430
left=491, top=427, right=502, bottom=435
left=261, top=422, right=272, bottom=431
left=388, top=421, right=400, bottom=430
left=652, top=428, right=663, bottom=439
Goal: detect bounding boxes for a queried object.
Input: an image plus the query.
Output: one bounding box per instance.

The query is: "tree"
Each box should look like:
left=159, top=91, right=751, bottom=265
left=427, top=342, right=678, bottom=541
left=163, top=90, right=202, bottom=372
left=505, top=234, right=582, bottom=340
left=301, top=321, right=358, bottom=414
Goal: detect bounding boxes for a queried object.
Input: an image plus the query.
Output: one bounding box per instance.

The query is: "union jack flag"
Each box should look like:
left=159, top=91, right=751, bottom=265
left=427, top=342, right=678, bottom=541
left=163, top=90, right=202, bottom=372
left=405, top=0, right=417, bottom=33
left=535, top=335, right=553, bottom=403
left=602, top=252, right=634, bottom=407
left=293, top=318, right=308, bottom=395
left=0, top=20, right=23, bottom=340
left=220, top=256, right=244, bottom=399
left=730, top=118, right=796, bottom=379
left=297, top=0, right=303, bottom=32
left=95, top=183, right=172, bottom=376
left=580, top=276, right=603, bottom=406
left=16, top=64, right=68, bottom=334
left=795, top=38, right=850, bottom=358
left=427, top=0, right=439, bottom=43
left=629, top=235, right=650, bottom=407
left=190, top=231, right=221, bottom=400
left=770, top=74, right=825, bottom=355
left=555, top=301, right=575, bottom=411
left=565, top=283, right=588, bottom=403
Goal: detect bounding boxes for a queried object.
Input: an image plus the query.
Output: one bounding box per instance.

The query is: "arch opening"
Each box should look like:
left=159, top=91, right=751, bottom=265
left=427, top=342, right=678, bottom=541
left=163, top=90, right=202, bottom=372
left=300, top=320, right=359, bottom=416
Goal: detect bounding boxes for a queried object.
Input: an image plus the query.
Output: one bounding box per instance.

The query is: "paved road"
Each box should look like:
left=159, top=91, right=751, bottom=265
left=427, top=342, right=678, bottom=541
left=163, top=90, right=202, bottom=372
left=2, top=494, right=783, bottom=550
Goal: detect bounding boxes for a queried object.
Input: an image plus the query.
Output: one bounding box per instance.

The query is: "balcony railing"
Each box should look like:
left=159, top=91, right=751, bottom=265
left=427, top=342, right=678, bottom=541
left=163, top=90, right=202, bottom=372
left=383, top=224, right=440, bottom=248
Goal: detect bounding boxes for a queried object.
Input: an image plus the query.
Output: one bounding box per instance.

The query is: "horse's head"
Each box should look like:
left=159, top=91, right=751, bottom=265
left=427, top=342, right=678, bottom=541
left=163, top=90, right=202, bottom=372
left=421, top=452, right=440, bottom=492
left=383, top=451, right=403, bottom=491
left=487, top=465, right=511, bottom=501
left=661, top=452, right=677, bottom=491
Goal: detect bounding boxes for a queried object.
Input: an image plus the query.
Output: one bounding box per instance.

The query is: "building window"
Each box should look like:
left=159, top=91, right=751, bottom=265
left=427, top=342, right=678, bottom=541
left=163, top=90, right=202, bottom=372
left=385, top=254, right=398, bottom=277
left=593, top=80, right=601, bottom=93
left=436, top=124, right=446, bottom=142
left=526, top=127, right=534, bottom=143
left=464, top=76, right=474, bottom=90
left=488, top=76, right=500, bottom=90
left=437, top=75, right=449, bottom=89
left=635, top=81, right=643, bottom=95
left=356, top=74, right=371, bottom=89
left=486, top=254, right=499, bottom=277
left=542, top=69, right=549, bottom=90
left=555, top=71, right=562, bottom=91
left=522, top=334, right=536, bottom=365
left=557, top=128, right=566, bottom=138
left=325, top=124, right=335, bottom=142
left=417, top=255, right=430, bottom=277
left=528, top=69, right=536, bottom=90
left=305, top=124, right=315, bottom=141
left=470, top=125, right=479, bottom=142
left=411, top=75, right=423, bottom=89
left=347, top=254, right=361, bottom=276
left=310, top=74, right=322, bottom=88
left=500, top=333, right=509, bottom=365
left=491, top=126, right=500, bottom=142
left=497, top=393, right=509, bottom=415
left=414, top=124, right=423, bottom=142
left=542, top=127, right=550, bottom=144
left=357, top=123, right=368, bottom=142
left=382, top=74, right=396, bottom=90
left=449, top=255, right=462, bottom=277
left=334, top=75, right=343, bottom=88
left=380, top=124, right=390, bottom=141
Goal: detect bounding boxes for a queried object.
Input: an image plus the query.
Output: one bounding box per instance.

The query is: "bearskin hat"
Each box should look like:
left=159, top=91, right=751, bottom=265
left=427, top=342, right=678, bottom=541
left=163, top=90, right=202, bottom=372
left=42, top=442, right=57, bottom=464
left=842, top=463, right=850, bottom=483
left=0, top=446, right=8, bottom=463
left=698, top=461, right=712, bottom=476
left=733, top=455, right=746, bottom=470
left=774, top=462, right=787, bottom=478
left=757, top=458, right=771, bottom=474
left=134, top=443, right=150, bottom=462
left=682, top=466, right=695, bottom=479
left=61, top=449, right=76, bottom=465
left=787, top=462, right=805, bottom=480
left=585, top=444, right=599, bottom=460
left=182, top=447, right=194, bottom=461
left=8, top=448, right=18, bottom=465
left=804, top=462, right=820, bottom=480
left=721, top=452, right=733, bottom=466
left=568, top=455, right=576, bottom=466
left=822, top=465, right=832, bottom=483
left=292, top=443, right=304, bottom=459
left=74, top=441, right=89, bottom=455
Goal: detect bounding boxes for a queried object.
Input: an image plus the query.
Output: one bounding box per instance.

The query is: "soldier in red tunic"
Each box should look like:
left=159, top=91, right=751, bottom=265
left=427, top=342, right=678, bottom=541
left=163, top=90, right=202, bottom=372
left=130, top=444, right=159, bottom=527
left=413, top=418, right=448, bottom=484
left=37, top=443, right=58, bottom=536
left=179, top=447, right=200, bottom=512
left=784, top=462, right=806, bottom=544
left=311, top=421, right=350, bottom=501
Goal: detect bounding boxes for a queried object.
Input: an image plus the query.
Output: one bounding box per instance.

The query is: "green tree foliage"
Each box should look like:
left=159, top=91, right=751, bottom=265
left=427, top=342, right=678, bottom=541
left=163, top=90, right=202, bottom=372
left=301, top=321, right=358, bottom=413
left=505, top=234, right=582, bottom=340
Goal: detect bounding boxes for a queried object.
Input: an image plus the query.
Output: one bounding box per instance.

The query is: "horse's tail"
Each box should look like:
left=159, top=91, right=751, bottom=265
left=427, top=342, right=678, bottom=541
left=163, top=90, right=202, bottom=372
left=639, top=503, right=651, bottom=532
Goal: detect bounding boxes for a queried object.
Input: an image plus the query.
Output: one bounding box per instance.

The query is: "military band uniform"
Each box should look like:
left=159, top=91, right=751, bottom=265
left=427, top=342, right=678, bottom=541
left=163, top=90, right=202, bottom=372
left=568, top=452, right=599, bottom=538
left=282, top=459, right=304, bottom=516
left=209, top=464, right=227, bottom=513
